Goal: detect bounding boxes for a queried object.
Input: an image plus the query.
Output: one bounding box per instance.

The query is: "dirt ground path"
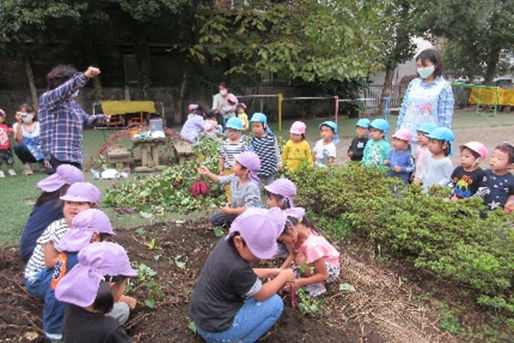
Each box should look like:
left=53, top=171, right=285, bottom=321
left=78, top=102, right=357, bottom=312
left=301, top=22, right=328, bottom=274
left=1, top=221, right=462, bottom=342
left=326, top=125, right=514, bottom=166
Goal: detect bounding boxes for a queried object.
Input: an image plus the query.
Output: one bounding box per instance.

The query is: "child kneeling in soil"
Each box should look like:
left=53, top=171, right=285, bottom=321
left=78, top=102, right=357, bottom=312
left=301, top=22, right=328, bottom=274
left=278, top=216, right=340, bottom=297
left=55, top=242, right=136, bottom=343
left=43, top=209, right=136, bottom=342
left=24, top=182, right=100, bottom=299
left=198, top=151, right=262, bottom=227
left=265, top=178, right=297, bottom=209
left=189, top=207, right=303, bottom=343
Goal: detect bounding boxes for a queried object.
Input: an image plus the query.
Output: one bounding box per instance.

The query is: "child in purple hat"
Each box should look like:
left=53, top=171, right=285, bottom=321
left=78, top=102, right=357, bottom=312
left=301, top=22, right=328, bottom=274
left=24, top=182, right=100, bottom=300
left=264, top=178, right=297, bottom=209
left=198, top=151, right=263, bottom=227
left=20, top=164, right=84, bottom=262
left=189, top=207, right=304, bottom=343
left=55, top=242, right=136, bottom=343
left=42, top=209, right=125, bottom=342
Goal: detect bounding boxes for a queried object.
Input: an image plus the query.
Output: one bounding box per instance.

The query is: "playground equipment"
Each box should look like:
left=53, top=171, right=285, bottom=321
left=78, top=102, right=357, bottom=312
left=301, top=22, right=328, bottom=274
left=452, top=83, right=514, bottom=115
left=92, top=100, right=164, bottom=127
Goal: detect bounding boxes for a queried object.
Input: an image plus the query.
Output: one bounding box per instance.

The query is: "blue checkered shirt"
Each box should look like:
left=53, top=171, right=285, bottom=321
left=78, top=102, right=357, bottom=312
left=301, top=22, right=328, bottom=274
left=39, top=73, right=100, bottom=164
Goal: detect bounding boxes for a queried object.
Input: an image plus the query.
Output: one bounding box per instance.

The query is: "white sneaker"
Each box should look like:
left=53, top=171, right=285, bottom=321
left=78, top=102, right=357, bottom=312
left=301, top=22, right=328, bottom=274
left=8, top=168, right=16, bottom=176
left=0, top=170, right=4, bottom=178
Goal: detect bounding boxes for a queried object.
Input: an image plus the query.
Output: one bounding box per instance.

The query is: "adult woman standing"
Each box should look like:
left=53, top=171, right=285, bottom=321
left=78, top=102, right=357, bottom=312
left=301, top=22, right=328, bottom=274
left=395, top=49, right=455, bottom=152
left=13, top=103, right=43, bottom=175
left=212, top=82, right=237, bottom=126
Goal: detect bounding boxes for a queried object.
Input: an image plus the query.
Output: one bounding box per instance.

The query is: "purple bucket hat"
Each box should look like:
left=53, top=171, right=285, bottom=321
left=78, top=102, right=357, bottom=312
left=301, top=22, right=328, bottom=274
left=226, top=207, right=305, bottom=259
left=60, top=182, right=101, bottom=204
left=234, top=151, right=261, bottom=183
left=37, top=164, right=84, bottom=192
left=264, top=178, right=297, bottom=207
left=57, top=209, right=115, bottom=253
left=55, top=242, right=136, bottom=307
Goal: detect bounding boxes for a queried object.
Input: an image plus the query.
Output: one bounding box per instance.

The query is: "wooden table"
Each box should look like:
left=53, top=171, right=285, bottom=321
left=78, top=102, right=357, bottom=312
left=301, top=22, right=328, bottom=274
left=131, top=136, right=168, bottom=172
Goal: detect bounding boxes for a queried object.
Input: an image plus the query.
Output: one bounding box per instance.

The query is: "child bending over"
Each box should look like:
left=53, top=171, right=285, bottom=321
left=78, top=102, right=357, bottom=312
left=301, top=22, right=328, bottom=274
left=55, top=242, right=136, bottom=343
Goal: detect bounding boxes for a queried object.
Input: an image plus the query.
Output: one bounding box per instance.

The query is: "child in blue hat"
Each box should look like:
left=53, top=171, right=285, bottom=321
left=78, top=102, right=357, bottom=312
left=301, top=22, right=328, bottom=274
left=312, top=121, right=338, bottom=168
left=362, top=118, right=391, bottom=167
left=219, top=117, right=248, bottom=203
left=249, top=113, right=281, bottom=186
left=413, top=122, right=437, bottom=182
left=347, top=118, right=370, bottom=162
left=417, top=127, right=454, bottom=192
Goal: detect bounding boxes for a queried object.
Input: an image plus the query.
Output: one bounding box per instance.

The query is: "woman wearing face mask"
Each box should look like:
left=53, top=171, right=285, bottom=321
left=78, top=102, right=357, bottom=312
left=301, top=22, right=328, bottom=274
left=212, top=82, right=237, bottom=127
left=395, top=49, right=455, bottom=153
left=13, top=103, right=43, bottom=175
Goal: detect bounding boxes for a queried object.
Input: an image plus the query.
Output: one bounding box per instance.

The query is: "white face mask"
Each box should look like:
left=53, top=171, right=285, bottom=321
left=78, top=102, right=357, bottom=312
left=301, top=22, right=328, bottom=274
left=72, top=89, right=80, bottom=97
left=417, top=66, right=435, bottom=79
left=22, top=114, right=34, bottom=123
left=219, top=89, right=227, bottom=96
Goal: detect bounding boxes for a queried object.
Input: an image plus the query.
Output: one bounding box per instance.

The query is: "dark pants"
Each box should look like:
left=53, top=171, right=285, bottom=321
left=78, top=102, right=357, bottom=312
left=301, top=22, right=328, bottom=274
left=14, top=143, right=38, bottom=164
left=0, top=148, right=14, bottom=167
left=209, top=212, right=238, bottom=227
left=45, top=156, right=82, bottom=175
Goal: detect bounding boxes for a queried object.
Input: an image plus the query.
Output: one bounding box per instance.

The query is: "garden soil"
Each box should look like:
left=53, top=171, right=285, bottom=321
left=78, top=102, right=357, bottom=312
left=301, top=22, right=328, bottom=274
left=1, top=219, right=459, bottom=343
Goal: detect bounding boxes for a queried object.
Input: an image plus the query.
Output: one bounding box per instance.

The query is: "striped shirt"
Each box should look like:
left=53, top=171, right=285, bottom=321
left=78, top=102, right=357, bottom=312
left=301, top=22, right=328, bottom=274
left=24, top=219, right=69, bottom=281
left=219, top=138, right=248, bottom=169
left=39, top=73, right=101, bottom=164
left=250, top=134, right=281, bottom=177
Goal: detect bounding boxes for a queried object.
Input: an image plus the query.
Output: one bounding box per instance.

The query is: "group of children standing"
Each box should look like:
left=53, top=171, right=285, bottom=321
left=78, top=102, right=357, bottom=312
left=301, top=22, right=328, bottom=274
left=20, top=165, right=137, bottom=342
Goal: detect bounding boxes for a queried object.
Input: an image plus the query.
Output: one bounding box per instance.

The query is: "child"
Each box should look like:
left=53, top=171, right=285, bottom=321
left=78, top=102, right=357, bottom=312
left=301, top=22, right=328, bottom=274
left=189, top=207, right=299, bottom=343
left=264, top=178, right=297, bottom=209
left=13, top=103, right=43, bottom=175
left=24, top=182, right=101, bottom=299
left=348, top=118, right=370, bottom=161
left=249, top=113, right=281, bottom=186
left=418, top=127, right=454, bottom=193
left=224, top=94, right=238, bottom=123
left=218, top=117, right=248, bottom=203
left=413, top=122, right=437, bottom=183
left=362, top=118, right=391, bottom=167
left=20, top=164, right=84, bottom=263
left=385, top=128, right=414, bottom=184
left=203, top=110, right=221, bottom=137
left=312, top=120, right=338, bottom=168
left=43, top=209, right=122, bottom=342
left=281, top=121, right=312, bottom=171
left=0, top=108, right=16, bottom=177
left=482, top=142, right=514, bottom=211
left=180, top=104, right=205, bottom=143
left=199, top=151, right=262, bottom=227
left=236, top=103, right=249, bottom=130
left=278, top=216, right=340, bottom=297
left=449, top=141, right=487, bottom=200
left=55, top=242, right=136, bottom=343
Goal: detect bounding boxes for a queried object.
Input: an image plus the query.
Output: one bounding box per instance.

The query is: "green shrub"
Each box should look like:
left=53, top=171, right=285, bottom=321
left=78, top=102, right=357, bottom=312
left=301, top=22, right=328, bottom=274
left=287, top=162, right=514, bottom=317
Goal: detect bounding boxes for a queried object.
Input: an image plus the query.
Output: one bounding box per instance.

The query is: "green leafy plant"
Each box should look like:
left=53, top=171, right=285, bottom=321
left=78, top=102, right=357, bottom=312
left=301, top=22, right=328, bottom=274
left=127, top=262, right=164, bottom=309
left=297, top=288, right=324, bottom=315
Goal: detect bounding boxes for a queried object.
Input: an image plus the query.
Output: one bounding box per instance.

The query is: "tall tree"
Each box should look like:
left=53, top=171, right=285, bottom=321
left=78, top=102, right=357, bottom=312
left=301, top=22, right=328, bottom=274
left=0, top=0, right=87, bottom=107
left=428, top=0, right=514, bottom=84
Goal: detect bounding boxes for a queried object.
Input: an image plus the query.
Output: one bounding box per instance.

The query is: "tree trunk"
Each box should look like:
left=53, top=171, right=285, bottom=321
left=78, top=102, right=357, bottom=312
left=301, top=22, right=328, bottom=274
left=92, top=77, right=103, bottom=101
left=484, top=45, right=500, bottom=85
left=177, top=69, right=188, bottom=124
left=24, top=56, right=38, bottom=109
left=379, top=66, right=396, bottom=116
left=130, top=22, right=151, bottom=99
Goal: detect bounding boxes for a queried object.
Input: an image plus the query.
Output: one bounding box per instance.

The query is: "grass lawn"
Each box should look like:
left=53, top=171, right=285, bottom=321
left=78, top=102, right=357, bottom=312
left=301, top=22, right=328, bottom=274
left=1, top=107, right=513, bottom=245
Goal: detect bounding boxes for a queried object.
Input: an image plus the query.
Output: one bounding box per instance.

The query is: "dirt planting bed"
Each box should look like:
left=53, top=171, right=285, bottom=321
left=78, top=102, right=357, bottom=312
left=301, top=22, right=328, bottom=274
left=1, top=220, right=460, bottom=342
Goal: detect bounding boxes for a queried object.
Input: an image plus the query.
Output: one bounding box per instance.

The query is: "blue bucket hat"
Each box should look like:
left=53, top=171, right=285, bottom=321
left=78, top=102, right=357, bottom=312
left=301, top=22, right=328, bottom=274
left=225, top=117, right=243, bottom=130
left=355, top=118, right=371, bottom=128
left=319, top=120, right=339, bottom=144
left=250, top=112, right=268, bottom=124
left=370, top=118, right=389, bottom=132
left=417, top=122, right=437, bottom=134
left=426, top=127, right=454, bottom=155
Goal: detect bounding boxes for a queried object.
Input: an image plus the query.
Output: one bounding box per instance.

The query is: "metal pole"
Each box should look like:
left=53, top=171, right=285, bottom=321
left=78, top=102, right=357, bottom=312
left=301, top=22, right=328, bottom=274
left=278, top=93, right=283, bottom=131
left=334, top=95, right=339, bottom=124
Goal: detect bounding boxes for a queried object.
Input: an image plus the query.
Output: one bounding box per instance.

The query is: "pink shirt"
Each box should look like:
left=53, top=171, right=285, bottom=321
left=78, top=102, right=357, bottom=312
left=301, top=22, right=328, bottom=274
left=295, top=230, right=340, bottom=268
left=415, top=145, right=430, bottom=179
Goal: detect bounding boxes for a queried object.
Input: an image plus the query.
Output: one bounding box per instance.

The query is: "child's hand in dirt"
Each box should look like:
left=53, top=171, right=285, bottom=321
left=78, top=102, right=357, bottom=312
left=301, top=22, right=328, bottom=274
left=393, top=165, right=402, bottom=172
left=119, top=295, right=137, bottom=310
left=198, top=166, right=209, bottom=175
